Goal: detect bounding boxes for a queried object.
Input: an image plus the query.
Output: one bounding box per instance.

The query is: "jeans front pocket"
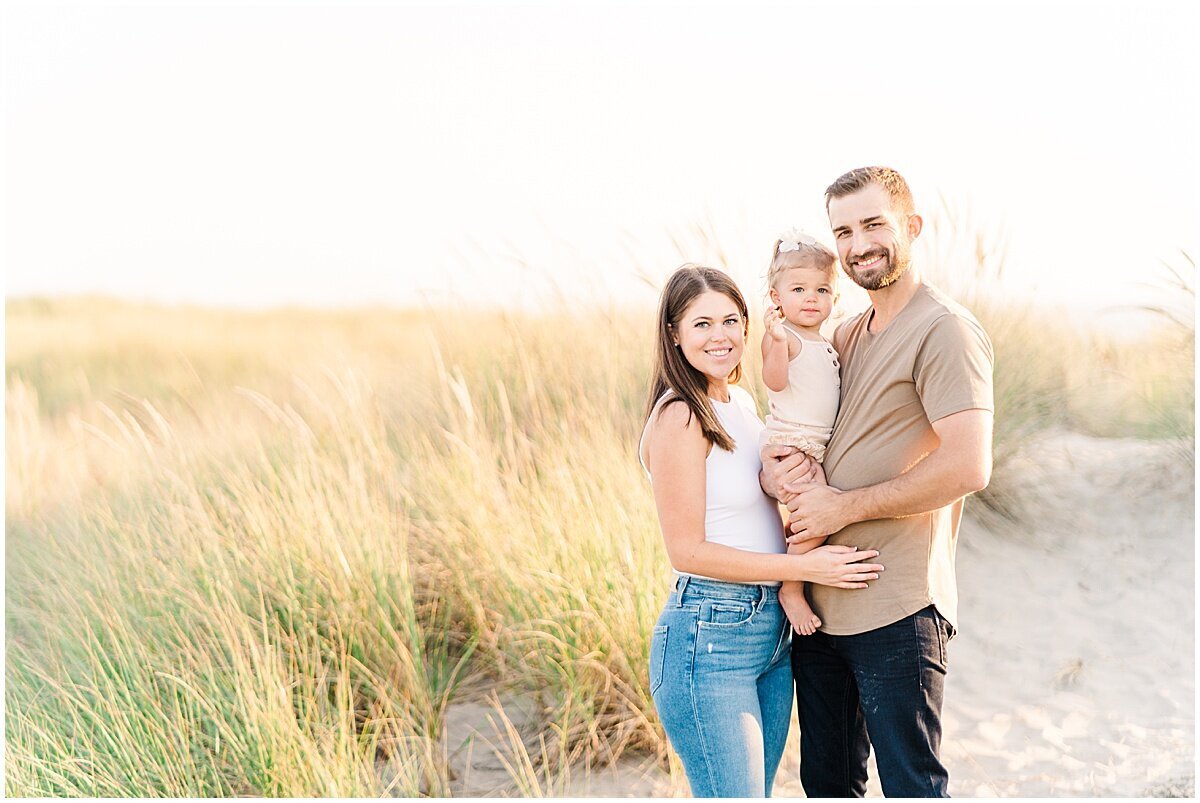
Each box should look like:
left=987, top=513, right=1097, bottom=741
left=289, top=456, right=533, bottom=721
left=933, top=607, right=956, bottom=640
left=697, top=599, right=756, bottom=629
left=649, top=625, right=668, bottom=695
left=929, top=606, right=955, bottom=668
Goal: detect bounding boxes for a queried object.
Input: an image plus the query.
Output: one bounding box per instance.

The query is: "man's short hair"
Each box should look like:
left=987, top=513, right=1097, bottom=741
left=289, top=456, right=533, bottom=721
left=825, top=166, right=915, bottom=217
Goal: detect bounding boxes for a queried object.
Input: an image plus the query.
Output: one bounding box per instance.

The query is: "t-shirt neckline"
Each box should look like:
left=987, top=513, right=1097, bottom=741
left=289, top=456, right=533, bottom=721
left=864, top=283, right=927, bottom=338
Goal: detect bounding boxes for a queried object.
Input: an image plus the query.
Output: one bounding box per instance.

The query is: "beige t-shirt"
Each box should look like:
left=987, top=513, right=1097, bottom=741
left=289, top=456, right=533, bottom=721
left=811, top=283, right=993, bottom=635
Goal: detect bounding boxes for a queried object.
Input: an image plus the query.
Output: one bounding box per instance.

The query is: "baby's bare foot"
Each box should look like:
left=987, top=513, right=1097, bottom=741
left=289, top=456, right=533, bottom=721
left=787, top=596, right=822, bottom=636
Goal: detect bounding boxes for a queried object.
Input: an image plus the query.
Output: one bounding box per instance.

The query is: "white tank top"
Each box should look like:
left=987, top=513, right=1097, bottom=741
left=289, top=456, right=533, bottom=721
left=639, top=386, right=786, bottom=579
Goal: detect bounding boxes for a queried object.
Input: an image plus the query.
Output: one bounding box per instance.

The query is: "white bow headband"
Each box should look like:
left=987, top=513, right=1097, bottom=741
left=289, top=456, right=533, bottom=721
left=778, top=227, right=819, bottom=253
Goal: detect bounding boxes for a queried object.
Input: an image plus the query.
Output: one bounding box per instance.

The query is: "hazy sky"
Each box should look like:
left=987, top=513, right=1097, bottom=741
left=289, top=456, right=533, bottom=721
left=5, top=2, right=1197, bottom=322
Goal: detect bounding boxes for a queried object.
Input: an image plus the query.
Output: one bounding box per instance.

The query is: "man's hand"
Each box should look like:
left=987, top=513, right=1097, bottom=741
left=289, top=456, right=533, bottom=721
left=781, top=410, right=994, bottom=541
left=759, top=444, right=821, bottom=501
left=785, top=483, right=854, bottom=544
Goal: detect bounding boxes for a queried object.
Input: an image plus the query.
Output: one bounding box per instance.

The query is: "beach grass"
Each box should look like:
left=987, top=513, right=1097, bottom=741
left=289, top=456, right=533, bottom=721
left=5, top=289, right=1193, bottom=796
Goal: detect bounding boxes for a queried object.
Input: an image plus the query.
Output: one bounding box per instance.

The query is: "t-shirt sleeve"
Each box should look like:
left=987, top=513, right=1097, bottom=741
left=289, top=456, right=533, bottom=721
left=914, top=313, right=994, bottom=423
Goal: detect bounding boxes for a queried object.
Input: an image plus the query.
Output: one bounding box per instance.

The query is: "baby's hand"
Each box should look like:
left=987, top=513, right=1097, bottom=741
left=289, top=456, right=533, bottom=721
left=763, top=305, right=787, bottom=342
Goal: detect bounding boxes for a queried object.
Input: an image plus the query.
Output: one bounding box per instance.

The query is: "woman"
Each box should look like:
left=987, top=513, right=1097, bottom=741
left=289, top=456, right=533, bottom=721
left=639, top=265, right=883, bottom=797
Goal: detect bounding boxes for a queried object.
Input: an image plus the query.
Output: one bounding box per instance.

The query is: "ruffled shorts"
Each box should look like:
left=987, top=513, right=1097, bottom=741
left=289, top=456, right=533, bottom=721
left=759, top=417, right=831, bottom=463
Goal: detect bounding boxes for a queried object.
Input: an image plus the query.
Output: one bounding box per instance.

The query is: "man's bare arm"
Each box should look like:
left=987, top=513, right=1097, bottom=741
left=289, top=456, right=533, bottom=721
left=785, top=408, right=992, bottom=542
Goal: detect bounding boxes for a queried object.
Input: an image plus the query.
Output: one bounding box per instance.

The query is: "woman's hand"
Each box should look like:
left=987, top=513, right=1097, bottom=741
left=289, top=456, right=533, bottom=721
left=795, top=545, right=883, bottom=588
left=763, top=304, right=787, bottom=342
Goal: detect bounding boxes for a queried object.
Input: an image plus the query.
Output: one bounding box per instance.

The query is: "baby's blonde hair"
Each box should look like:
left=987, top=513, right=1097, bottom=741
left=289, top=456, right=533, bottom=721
left=767, top=231, right=838, bottom=290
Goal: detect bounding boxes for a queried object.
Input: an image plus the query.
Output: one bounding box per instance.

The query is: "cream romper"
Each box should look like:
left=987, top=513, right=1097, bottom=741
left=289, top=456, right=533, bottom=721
left=761, top=324, right=841, bottom=462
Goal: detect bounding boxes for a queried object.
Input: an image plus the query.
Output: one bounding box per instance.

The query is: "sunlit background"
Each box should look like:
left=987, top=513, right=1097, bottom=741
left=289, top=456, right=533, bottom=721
left=5, top=4, right=1196, bottom=798
left=5, top=2, right=1197, bottom=329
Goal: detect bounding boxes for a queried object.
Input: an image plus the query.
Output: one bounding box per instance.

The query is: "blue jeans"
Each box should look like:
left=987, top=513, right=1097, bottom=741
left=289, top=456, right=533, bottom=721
left=791, top=605, right=955, bottom=797
left=649, top=575, right=793, bottom=797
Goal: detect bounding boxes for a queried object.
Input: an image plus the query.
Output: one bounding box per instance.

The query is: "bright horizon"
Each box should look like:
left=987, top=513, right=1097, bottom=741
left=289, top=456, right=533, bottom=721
left=4, top=2, right=1197, bottom=332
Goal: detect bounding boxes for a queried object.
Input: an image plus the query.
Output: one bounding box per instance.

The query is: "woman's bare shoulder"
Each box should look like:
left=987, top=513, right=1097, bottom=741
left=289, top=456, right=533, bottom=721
left=644, top=398, right=709, bottom=474
left=651, top=397, right=699, bottom=435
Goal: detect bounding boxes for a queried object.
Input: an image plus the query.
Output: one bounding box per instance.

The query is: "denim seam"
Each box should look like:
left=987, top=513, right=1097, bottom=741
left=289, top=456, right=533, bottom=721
left=649, top=625, right=668, bottom=696
left=912, top=613, right=924, bottom=695
left=913, top=611, right=938, bottom=796
left=770, top=617, right=789, bottom=666
left=688, top=610, right=718, bottom=794
left=841, top=652, right=855, bottom=794
left=936, top=609, right=946, bottom=666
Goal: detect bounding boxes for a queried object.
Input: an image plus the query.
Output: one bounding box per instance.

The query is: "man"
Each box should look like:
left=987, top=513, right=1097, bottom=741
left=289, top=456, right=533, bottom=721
left=761, top=166, right=994, bottom=797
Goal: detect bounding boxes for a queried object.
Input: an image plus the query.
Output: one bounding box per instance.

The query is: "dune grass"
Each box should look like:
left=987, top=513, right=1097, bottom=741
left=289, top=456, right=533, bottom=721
left=5, top=289, right=1193, bottom=796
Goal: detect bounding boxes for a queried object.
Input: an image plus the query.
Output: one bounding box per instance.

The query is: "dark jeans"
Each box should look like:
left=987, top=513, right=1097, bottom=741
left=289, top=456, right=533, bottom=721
left=792, top=605, right=955, bottom=798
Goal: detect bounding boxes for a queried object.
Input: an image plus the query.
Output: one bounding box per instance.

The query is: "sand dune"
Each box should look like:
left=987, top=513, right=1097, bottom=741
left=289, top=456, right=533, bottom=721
left=446, top=431, right=1195, bottom=797
left=940, top=431, right=1194, bottom=797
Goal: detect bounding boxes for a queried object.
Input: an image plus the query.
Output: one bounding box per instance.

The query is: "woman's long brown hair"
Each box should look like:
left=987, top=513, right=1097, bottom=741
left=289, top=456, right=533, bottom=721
left=643, top=264, right=749, bottom=452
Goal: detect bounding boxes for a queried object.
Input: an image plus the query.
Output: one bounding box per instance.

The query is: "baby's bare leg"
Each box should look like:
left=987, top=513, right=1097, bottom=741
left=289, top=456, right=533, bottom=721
left=778, top=453, right=828, bottom=636
left=779, top=525, right=826, bottom=635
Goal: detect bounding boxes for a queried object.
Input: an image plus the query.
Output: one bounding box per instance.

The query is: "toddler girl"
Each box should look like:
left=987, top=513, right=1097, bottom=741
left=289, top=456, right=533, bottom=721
left=760, top=229, right=841, bottom=635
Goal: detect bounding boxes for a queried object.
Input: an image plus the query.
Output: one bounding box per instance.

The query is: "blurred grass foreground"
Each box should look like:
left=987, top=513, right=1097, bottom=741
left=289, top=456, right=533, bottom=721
left=4, top=276, right=1194, bottom=795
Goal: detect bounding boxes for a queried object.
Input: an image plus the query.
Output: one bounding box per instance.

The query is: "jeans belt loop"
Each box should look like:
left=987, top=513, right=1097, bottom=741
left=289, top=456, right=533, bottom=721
left=674, top=574, right=690, bottom=606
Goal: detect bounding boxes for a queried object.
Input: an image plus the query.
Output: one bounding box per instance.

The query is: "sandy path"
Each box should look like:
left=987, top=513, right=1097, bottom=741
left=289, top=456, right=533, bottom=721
left=443, top=432, right=1194, bottom=797
left=939, top=432, right=1194, bottom=797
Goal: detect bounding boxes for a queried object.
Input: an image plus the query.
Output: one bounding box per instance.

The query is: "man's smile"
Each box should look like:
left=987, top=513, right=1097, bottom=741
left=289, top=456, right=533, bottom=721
left=851, top=252, right=887, bottom=269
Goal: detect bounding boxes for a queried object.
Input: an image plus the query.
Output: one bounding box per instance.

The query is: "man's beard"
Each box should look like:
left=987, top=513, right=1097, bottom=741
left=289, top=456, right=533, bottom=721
left=844, top=243, right=911, bottom=291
